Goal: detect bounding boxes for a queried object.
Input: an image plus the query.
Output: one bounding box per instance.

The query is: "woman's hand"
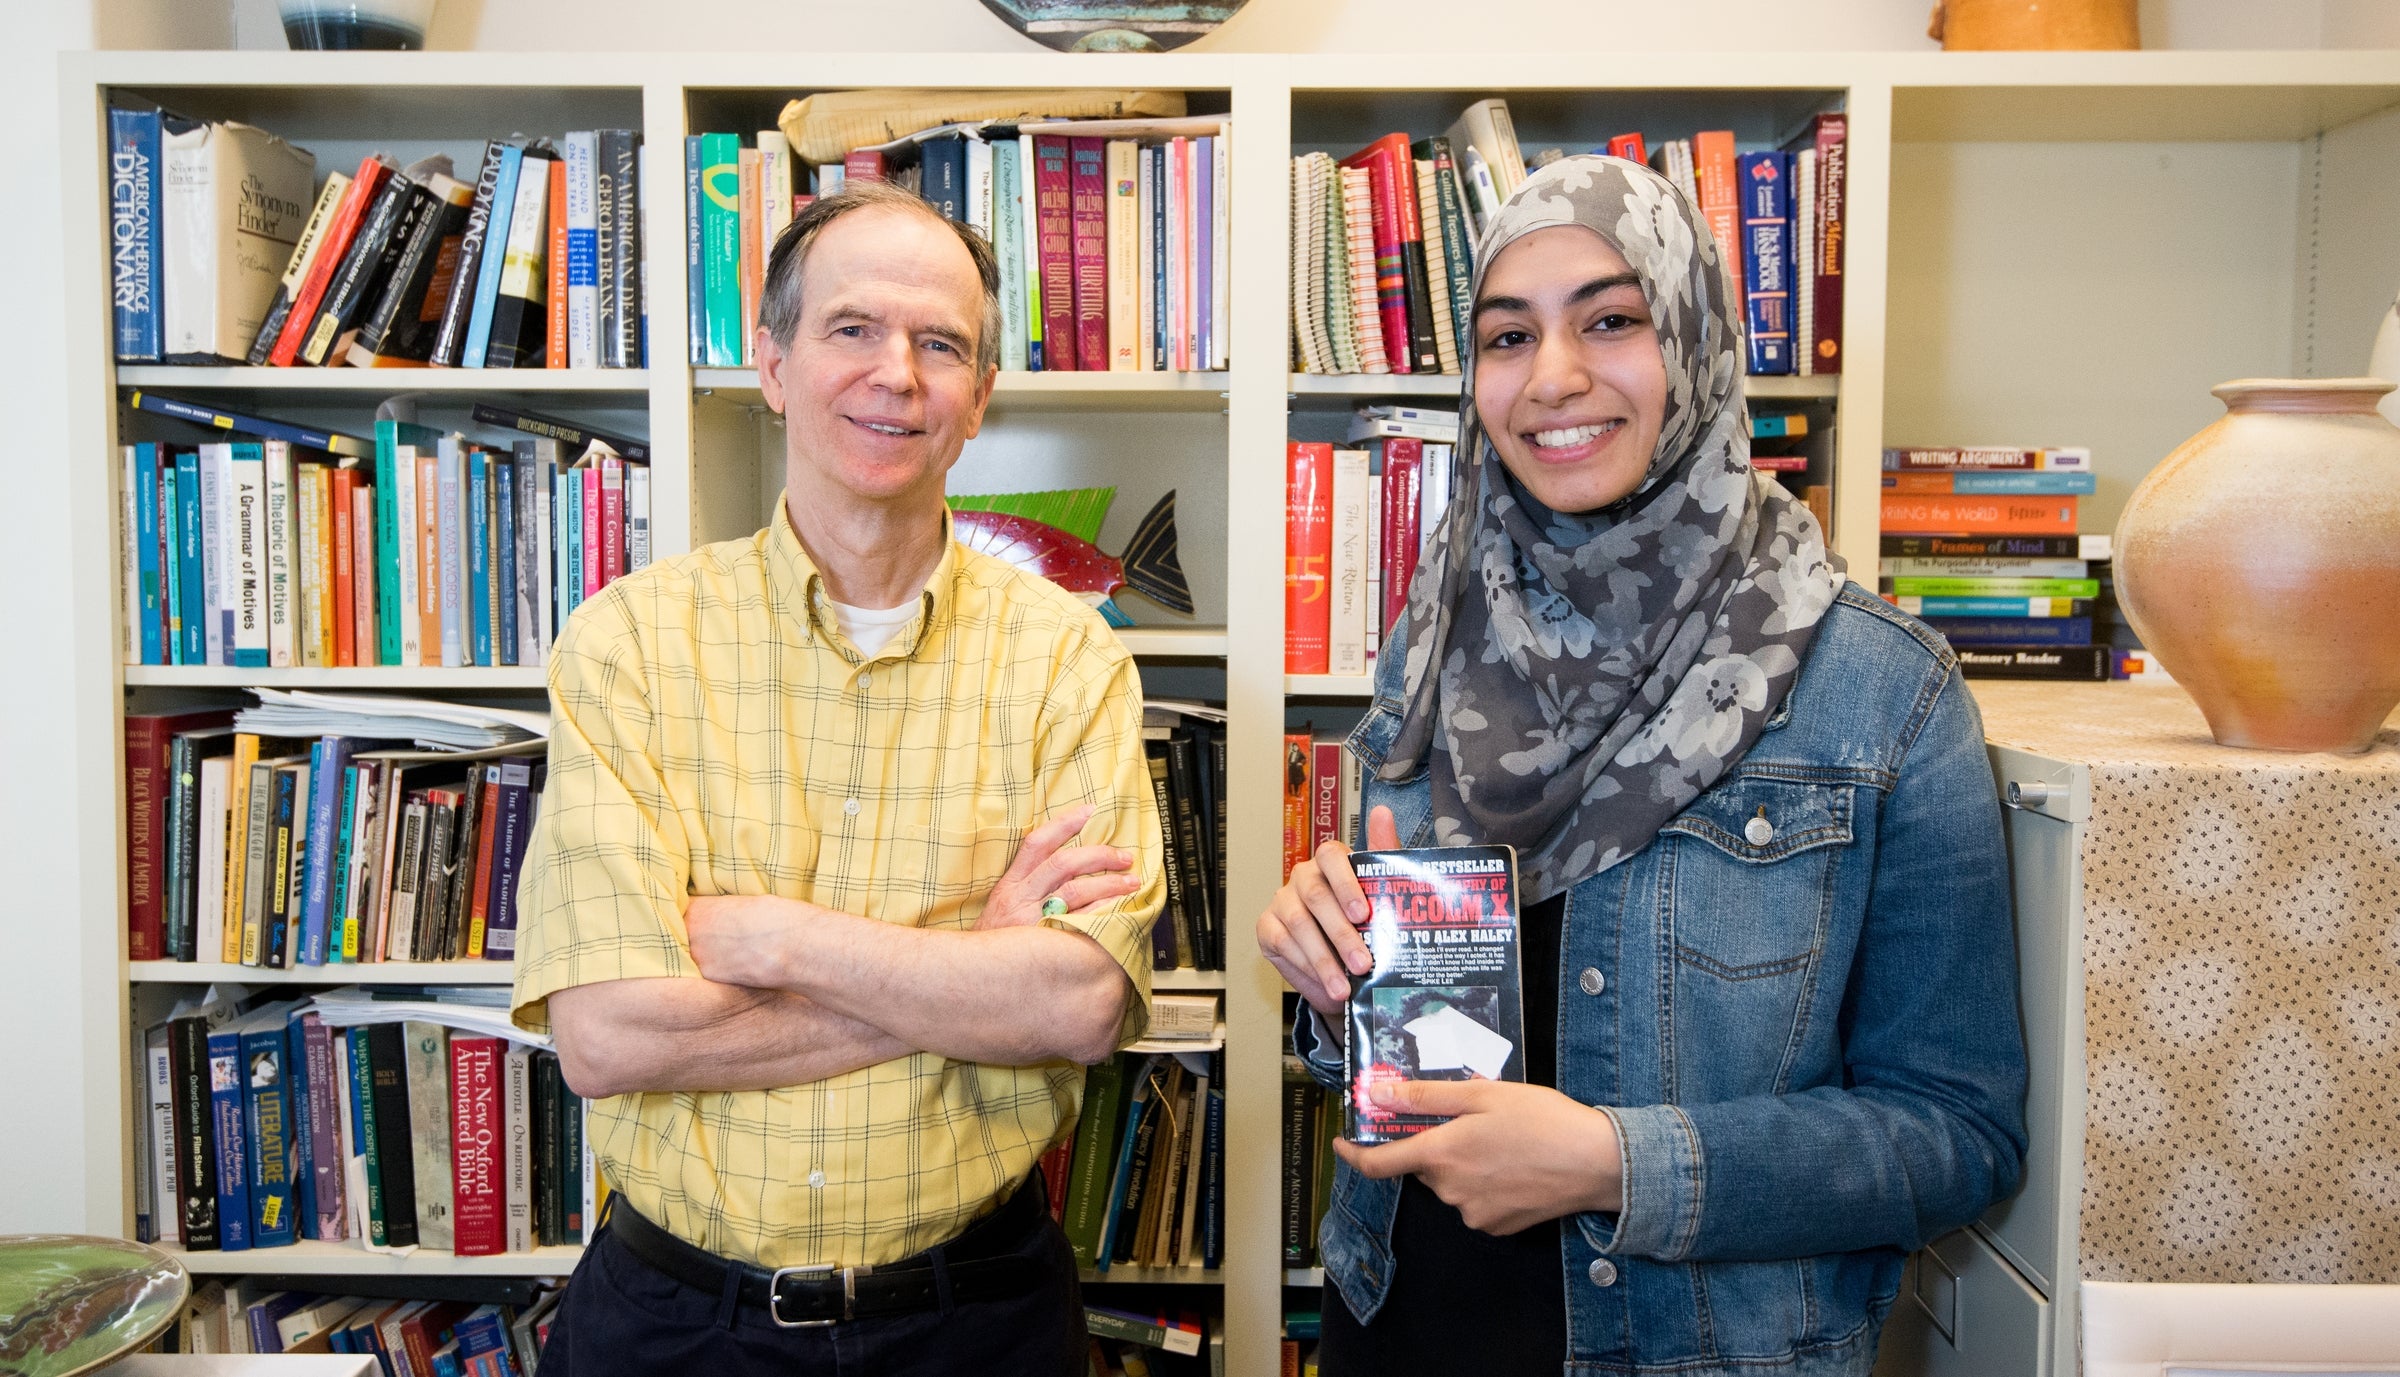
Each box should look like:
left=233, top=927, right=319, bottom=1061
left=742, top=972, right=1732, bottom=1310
left=1259, top=806, right=1400, bottom=1017
left=1333, top=1079, right=1625, bottom=1236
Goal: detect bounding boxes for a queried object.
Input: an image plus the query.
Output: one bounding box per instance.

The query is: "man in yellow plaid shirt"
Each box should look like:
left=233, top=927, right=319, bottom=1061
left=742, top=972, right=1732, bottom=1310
left=512, top=181, right=1164, bottom=1375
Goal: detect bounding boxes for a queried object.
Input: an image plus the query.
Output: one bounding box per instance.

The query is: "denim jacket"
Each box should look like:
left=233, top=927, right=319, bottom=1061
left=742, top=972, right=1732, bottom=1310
left=1294, top=583, right=2028, bottom=1376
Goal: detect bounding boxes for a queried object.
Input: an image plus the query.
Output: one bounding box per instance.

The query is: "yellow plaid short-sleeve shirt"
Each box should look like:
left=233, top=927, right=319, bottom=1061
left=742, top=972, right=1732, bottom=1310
left=511, top=505, right=1161, bottom=1269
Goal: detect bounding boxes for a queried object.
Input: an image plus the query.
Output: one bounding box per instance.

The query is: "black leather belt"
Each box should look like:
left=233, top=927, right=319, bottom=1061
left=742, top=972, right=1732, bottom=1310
left=603, top=1179, right=1049, bottom=1327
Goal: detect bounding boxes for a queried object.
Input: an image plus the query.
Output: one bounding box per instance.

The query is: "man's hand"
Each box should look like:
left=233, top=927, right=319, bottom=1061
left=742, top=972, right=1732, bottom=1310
left=682, top=807, right=1135, bottom=988
left=979, top=804, right=1140, bottom=930
left=1259, top=806, right=1400, bottom=1016
left=685, top=893, right=803, bottom=990
left=1331, top=1079, right=1625, bottom=1235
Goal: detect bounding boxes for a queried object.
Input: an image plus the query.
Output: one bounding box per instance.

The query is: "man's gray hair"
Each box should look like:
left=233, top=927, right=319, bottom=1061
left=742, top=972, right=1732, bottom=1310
left=757, top=179, right=1002, bottom=375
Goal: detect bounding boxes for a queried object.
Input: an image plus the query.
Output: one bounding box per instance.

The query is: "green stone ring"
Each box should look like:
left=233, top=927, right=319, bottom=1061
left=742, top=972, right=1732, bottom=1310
left=1041, top=896, right=1069, bottom=918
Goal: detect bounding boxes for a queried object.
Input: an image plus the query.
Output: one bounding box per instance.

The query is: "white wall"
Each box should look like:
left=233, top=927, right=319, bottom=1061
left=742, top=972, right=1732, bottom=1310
left=0, top=0, right=99, bottom=1232
left=1884, top=139, right=2304, bottom=537
left=169, top=0, right=2376, bottom=54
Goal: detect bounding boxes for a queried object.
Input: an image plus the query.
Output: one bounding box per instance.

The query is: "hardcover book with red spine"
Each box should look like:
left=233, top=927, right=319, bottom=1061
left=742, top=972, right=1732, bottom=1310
left=1069, top=137, right=1110, bottom=373
left=1337, top=135, right=1435, bottom=374
left=1691, top=132, right=1742, bottom=312
left=269, top=157, right=392, bottom=367
left=599, top=453, right=626, bottom=585
left=1033, top=136, right=1078, bottom=371
left=841, top=149, right=885, bottom=184
left=1378, top=438, right=1423, bottom=632
left=580, top=464, right=602, bottom=599
left=463, top=766, right=502, bottom=958
left=1802, top=114, right=1846, bottom=375
left=1880, top=495, right=2079, bottom=535
left=1285, top=441, right=1333, bottom=674
left=1310, top=740, right=1343, bottom=854
left=124, top=709, right=235, bottom=960
left=449, top=1036, right=505, bottom=1257
left=1606, top=133, right=1648, bottom=163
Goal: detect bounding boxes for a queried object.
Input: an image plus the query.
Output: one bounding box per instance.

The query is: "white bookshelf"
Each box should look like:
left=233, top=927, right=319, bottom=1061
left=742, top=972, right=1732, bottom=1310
left=62, top=48, right=2400, bottom=1377
left=128, top=961, right=517, bottom=985
left=162, top=1240, right=584, bottom=1276
left=117, top=366, right=650, bottom=394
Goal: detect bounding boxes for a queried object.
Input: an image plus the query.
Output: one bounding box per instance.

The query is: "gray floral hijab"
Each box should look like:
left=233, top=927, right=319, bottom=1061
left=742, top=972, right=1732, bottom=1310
left=1382, top=154, right=1845, bottom=903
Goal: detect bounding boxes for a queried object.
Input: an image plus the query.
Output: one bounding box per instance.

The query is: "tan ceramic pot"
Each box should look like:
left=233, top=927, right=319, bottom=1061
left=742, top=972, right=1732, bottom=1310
left=2115, top=379, right=2400, bottom=753
left=1928, top=0, right=2138, bottom=49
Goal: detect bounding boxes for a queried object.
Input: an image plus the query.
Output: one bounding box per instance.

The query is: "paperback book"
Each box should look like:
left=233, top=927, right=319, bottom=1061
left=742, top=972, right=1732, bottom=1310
left=1341, top=845, right=1523, bottom=1145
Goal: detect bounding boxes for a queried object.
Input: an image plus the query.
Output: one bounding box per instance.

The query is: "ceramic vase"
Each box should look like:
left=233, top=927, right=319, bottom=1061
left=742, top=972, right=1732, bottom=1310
left=1928, top=0, right=2138, bottom=49
left=2114, top=378, right=2400, bottom=753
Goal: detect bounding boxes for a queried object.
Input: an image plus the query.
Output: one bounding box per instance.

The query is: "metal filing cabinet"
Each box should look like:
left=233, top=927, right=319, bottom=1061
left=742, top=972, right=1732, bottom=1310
left=1874, top=741, right=2090, bottom=1377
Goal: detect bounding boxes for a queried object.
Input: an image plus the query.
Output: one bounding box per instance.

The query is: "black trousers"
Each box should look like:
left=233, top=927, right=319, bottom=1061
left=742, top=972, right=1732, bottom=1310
left=538, top=1182, right=1087, bottom=1377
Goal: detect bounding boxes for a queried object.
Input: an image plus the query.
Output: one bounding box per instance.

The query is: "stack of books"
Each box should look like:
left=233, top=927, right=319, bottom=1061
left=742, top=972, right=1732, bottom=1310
left=1289, top=101, right=1847, bottom=378
left=136, top=986, right=592, bottom=1260
left=1054, top=1049, right=1226, bottom=1275
left=120, top=397, right=651, bottom=670
left=1877, top=446, right=2120, bottom=681
left=105, top=100, right=646, bottom=369
left=171, top=1280, right=560, bottom=1365
left=1144, top=701, right=1228, bottom=973
left=124, top=711, right=547, bottom=967
left=687, top=114, right=1231, bottom=373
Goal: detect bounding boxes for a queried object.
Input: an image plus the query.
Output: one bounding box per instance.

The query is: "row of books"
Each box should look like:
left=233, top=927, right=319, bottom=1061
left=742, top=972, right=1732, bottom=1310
left=107, top=100, right=646, bottom=369
left=1279, top=731, right=1365, bottom=881
left=1284, top=406, right=1830, bottom=678
left=1282, top=426, right=1455, bottom=678
left=688, top=115, right=1232, bottom=374
left=136, top=987, right=590, bottom=1258
left=1877, top=445, right=2129, bottom=680
left=125, top=710, right=544, bottom=966
left=1289, top=96, right=1847, bottom=378
left=1050, top=1049, right=1226, bottom=1274
left=1144, top=701, right=1228, bottom=971
left=172, top=1280, right=558, bottom=1372
left=120, top=401, right=652, bottom=669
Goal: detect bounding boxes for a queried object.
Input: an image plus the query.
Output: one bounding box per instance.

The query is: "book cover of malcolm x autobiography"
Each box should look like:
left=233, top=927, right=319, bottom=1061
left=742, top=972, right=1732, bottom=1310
left=1342, top=844, right=1523, bottom=1144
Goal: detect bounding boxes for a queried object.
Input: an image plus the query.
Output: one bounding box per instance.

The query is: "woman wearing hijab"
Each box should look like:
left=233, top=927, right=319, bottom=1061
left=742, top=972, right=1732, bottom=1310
left=1259, top=155, right=2027, bottom=1375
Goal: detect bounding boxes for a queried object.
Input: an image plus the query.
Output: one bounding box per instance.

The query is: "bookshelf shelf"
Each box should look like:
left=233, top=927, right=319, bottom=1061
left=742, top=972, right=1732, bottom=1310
left=122, top=666, right=553, bottom=690
left=1287, top=372, right=1837, bottom=402
left=128, top=961, right=515, bottom=986
left=693, top=368, right=1233, bottom=413
left=1153, top=969, right=1228, bottom=991
left=1117, top=627, right=1230, bottom=658
left=120, top=633, right=1216, bottom=685
left=161, top=1241, right=584, bottom=1277
left=1284, top=674, right=1374, bottom=698
left=115, top=367, right=652, bottom=394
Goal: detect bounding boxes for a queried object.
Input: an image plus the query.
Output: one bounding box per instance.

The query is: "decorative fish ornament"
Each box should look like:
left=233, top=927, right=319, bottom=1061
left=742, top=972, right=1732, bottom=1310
left=949, top=486, right=1193, bottom=626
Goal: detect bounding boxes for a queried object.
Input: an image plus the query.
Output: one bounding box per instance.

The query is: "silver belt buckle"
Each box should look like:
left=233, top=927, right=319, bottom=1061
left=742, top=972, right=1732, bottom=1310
left=768, top=1264, right=859, bottom=1328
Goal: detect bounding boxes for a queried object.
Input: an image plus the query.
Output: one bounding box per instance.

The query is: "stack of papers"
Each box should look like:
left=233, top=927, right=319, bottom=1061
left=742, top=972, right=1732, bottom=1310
left=235, top=688, right=548, bottom=752
left=307, top=985, right=544, bottom=1048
